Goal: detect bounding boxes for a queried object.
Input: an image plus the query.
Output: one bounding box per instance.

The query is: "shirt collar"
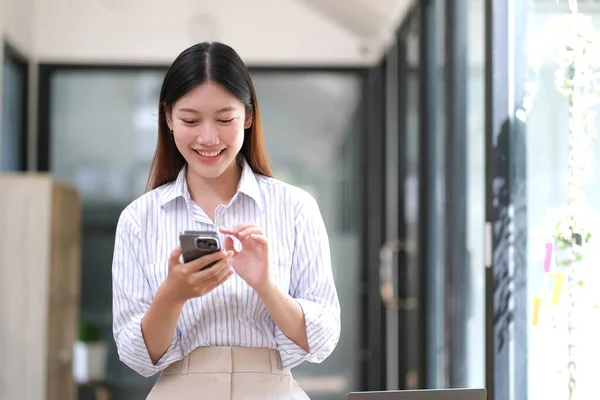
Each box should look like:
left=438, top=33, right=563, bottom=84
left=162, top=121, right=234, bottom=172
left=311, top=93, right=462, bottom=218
left=158, top=158, right=263, bottom=211
left=237, top=158, right=264, bottom=210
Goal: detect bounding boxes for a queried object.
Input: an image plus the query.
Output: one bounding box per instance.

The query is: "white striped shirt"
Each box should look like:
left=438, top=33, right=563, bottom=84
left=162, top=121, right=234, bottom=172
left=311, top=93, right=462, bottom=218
left=111, top=159, right=341, bottom=377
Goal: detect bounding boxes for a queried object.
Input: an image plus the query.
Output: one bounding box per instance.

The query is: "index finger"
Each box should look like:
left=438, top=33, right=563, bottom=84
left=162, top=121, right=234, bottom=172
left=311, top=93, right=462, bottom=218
left=219, top=223, right=255, bottom=236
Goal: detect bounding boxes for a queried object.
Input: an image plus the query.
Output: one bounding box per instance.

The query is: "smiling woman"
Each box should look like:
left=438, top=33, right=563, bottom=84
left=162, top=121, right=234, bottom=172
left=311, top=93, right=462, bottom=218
left=111, top=42, right=341, bottom=400
left=146, top=42, right=272, bottom=193
left=168, top=83, right=248, bottom=179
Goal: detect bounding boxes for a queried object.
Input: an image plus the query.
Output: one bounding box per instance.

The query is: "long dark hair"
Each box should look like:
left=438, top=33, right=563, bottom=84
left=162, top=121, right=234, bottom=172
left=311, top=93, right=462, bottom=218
left=146, top=42, right=272, bottom=191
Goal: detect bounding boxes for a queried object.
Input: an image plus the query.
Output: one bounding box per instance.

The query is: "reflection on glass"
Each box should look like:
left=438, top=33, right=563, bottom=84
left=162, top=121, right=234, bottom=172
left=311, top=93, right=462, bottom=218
left=49, top=69, right=363, bottom=400
left=524, top=1, right=600, bottom=399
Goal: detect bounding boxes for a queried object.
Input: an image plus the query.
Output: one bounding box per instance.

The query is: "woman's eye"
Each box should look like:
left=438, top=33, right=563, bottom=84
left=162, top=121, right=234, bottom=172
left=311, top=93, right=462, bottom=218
left=181, top=120, right=197, bottom=125
left=218, top=118, right=235, bottom=124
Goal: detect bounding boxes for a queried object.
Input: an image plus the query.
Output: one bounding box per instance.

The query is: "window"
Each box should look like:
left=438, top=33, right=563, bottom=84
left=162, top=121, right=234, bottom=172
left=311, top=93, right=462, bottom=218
left=523, top=1, right=600, bottom=398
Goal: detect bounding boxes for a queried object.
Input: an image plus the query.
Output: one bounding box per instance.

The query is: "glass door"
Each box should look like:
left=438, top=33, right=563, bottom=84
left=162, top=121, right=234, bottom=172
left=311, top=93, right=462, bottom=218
left=379, top=6, right=425, bottom=390
left=40, top=66, right=366, bottom=400
left=380, top=35, right=402, bottom=391
left=251, top=71, right=365, bottom=400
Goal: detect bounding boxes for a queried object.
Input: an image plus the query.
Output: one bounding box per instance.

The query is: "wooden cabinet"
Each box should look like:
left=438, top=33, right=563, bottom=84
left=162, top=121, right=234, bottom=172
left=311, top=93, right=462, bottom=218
left=0, top=174, right=81, bottom=400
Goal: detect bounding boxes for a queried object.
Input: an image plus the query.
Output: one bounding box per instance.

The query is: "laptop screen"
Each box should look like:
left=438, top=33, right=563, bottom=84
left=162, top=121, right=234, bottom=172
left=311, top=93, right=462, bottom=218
left=346, top=388, right=487, bottom=400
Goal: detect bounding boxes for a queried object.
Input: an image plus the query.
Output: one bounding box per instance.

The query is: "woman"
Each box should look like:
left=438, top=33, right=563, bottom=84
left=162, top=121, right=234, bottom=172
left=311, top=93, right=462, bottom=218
left=111, top=42, right=341, bottom=399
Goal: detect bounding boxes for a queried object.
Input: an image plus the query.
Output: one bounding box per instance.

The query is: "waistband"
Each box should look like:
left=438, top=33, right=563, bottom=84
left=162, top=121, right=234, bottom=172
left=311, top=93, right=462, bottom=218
left=162, top=347, right=291, bottom=376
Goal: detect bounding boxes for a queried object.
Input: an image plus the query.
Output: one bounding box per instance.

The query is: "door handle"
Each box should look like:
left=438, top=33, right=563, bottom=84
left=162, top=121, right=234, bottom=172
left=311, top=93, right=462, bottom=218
left=379, top=239, right=417, bottom=311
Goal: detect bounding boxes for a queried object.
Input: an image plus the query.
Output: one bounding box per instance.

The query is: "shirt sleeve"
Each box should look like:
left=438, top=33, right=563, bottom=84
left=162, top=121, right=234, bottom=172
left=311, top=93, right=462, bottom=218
left=112, top=209, right=183, bottom=377
left=275, top=193, right=341, bottom=369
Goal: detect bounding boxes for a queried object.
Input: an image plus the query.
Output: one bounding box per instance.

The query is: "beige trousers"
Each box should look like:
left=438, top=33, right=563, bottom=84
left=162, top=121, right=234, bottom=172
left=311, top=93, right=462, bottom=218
left=146, top=347, right=310, bottom=400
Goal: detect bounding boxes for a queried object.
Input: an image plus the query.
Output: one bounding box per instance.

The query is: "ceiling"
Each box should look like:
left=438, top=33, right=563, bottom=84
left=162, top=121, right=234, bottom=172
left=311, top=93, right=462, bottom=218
left=24, top=0, right=416, bottom=66
left=295, top=0, right=415, bottom=58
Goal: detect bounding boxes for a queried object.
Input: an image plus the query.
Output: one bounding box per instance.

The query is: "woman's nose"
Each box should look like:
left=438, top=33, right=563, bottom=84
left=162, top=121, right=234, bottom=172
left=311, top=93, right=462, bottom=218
left=195, top=124, right=220, bottom=146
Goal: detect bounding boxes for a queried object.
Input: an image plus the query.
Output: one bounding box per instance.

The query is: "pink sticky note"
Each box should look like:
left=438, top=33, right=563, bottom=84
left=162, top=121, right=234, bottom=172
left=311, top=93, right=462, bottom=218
left=543, top=242, right=553, bottom=273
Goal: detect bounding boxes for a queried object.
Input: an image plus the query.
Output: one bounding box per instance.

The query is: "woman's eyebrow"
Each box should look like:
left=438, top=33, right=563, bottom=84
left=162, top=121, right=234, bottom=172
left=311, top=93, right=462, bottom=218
left=176, top=106, right=236, bottom=113
left=216, top=106, right=237, bottom=113
left=176, top=107, right=198, bottom=113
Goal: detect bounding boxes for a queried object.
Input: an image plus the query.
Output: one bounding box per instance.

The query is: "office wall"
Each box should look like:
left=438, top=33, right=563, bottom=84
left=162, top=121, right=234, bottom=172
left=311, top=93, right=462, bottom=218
left=2, top=0, right=34, bottom=55
left=32, top=0, right=373, bottom=66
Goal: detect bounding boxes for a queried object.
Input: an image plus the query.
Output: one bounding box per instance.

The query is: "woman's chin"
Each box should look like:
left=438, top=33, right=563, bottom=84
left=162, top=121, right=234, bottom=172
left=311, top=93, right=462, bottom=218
left=187, top=154, right=237, bottom=181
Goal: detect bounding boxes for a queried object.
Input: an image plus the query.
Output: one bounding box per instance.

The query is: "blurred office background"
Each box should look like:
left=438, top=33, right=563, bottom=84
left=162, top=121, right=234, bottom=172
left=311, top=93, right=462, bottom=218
left=2, top=0, right=600, bottom=399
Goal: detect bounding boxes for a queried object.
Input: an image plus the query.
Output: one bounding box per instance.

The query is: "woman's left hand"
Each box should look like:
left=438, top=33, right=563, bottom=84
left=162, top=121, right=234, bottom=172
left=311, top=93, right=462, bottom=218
left=219, top=223, right=272, bottom=293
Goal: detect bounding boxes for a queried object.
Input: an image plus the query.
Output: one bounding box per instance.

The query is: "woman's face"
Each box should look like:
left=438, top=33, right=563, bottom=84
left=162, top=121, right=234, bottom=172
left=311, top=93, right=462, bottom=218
left=167, top=81, right=250, bottom=181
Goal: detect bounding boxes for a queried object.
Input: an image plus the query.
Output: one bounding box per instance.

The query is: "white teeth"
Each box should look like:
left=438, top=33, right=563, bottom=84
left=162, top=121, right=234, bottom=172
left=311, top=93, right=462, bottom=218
left=195, top=149, right=223, bottom=158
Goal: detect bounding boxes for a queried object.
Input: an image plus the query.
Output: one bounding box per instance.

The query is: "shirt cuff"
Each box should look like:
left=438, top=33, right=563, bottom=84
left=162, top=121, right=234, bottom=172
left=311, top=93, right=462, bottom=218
left=275, top=298, right=340, bottom=369
left=116, top=315, right=183, bottom=377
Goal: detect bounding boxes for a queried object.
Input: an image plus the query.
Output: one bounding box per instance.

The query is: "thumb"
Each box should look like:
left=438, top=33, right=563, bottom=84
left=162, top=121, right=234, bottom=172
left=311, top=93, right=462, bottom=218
left=224, top=236, right=238, bottom=256
left=169, top=247, right=182, bottom=268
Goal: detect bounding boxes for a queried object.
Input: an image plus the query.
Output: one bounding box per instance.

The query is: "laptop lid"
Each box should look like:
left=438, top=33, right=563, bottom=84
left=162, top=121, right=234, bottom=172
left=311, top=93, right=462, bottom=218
left=346, top=388, right=487, bottom=400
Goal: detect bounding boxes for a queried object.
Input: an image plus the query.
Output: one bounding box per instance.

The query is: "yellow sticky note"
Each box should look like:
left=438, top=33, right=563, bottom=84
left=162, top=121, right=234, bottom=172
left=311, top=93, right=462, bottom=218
left=551, top=273, right=565, bottom=305
left=532, top=297, right=541, bottom=326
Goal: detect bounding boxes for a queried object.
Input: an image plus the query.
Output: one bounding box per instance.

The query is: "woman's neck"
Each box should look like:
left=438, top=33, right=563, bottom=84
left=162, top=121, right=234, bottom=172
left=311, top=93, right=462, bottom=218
left=186, top=162, right=242, bottom=209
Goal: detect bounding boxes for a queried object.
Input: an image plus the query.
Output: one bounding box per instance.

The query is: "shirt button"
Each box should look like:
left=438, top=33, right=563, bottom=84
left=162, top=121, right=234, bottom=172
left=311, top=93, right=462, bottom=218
left=219, top=327, right=225, bottom=334
left=216, top=298, right=222, bottom=305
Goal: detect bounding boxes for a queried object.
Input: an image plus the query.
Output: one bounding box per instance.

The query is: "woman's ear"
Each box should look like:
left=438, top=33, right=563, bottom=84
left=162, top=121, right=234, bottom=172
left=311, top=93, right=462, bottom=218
left=164, top=106, right=174, bottom=133
left=244, top=113, right=253, bottom=130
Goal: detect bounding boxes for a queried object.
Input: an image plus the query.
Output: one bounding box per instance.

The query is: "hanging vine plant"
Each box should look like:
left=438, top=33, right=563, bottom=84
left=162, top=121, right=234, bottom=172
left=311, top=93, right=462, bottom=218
left=547, top=1, right=600, bottom=399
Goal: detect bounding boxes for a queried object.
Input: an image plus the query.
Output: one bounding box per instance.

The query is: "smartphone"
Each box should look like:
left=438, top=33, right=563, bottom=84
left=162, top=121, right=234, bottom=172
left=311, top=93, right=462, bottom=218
left=179, top=230, right=222, bottom=267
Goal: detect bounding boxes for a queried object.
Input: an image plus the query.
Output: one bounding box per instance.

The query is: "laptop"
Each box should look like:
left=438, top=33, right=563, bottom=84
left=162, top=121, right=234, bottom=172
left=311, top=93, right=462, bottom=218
left=346, top=388, right=487, bottom=400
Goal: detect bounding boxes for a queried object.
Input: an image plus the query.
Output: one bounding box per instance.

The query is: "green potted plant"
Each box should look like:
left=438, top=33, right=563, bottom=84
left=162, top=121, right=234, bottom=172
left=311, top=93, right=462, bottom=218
left=73, top=319, right=108, bottom=384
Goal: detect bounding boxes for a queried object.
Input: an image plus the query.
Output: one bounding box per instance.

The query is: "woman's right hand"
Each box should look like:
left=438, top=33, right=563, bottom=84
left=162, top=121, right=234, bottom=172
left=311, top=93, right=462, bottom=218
left=160, top=247, right=234, bottom=305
